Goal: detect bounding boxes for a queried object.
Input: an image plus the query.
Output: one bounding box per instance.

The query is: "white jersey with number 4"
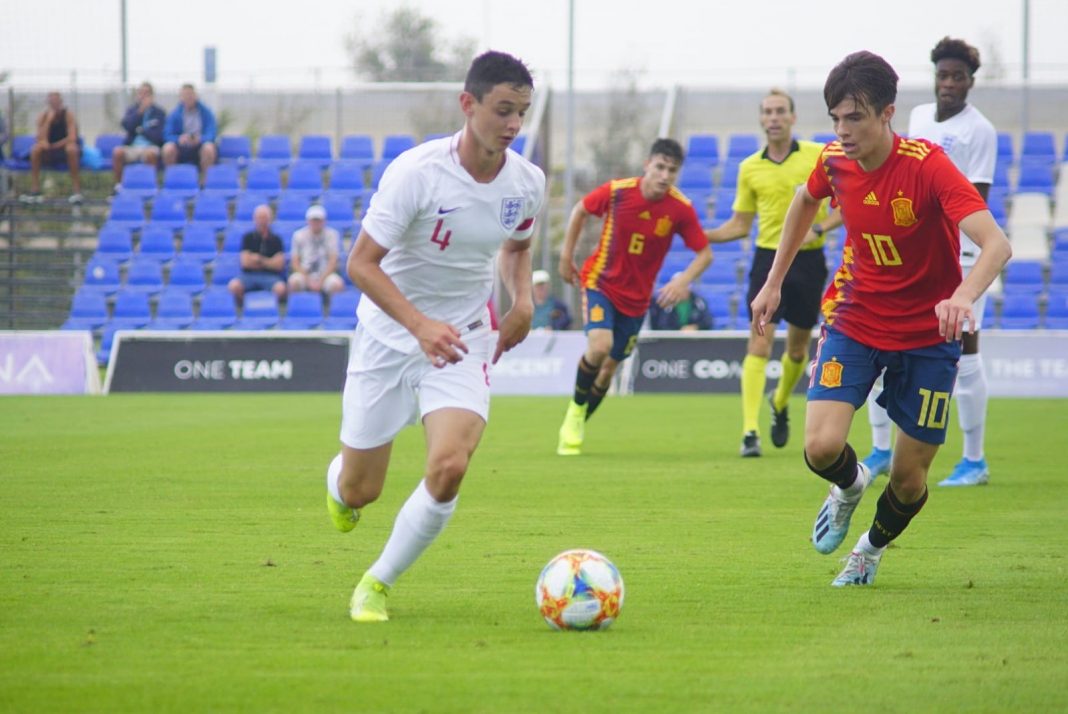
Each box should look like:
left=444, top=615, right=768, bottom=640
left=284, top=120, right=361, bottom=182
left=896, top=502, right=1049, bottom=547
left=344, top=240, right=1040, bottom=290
left=908, top=102, right=997, bottom=267
left=358, top=133, right=546, bottom=353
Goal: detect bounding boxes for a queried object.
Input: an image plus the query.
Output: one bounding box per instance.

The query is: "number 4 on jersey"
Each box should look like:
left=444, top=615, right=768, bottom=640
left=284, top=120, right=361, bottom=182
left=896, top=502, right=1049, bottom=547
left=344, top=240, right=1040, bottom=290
left=430, top=219, right=452, bottom=251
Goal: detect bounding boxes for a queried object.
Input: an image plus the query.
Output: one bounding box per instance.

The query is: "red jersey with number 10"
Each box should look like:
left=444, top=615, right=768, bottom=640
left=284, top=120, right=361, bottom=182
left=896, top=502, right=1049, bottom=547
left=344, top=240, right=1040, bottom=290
left=580, top=179, right=708, bottom=316
left=807, top=135, right=988, bottom=350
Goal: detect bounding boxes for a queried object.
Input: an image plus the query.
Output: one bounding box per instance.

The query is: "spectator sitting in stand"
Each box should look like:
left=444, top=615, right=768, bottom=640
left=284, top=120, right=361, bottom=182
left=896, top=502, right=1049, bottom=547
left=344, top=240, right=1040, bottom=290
left=162, top=83, right=217, bottom=179
left=21, top=92, right=83, bottom=204
left=531, top=269, right=572, bottom=330
left=288, top=205, right=345, bottom=295
left=228, top=204, right=287, bottom=304
left=648, top=273, right=714, bottom=330
left=112, top=81, right=166, bottom=190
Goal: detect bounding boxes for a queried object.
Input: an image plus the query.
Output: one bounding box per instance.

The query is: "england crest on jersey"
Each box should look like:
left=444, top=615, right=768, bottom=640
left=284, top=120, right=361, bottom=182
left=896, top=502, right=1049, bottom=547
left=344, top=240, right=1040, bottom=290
left=500, top=197, right=523, bottom=231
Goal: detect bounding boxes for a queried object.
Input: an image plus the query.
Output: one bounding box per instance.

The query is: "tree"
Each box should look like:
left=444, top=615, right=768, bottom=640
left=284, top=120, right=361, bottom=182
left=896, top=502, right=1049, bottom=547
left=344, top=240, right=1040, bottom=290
left=345, top=6, right=476, bottom=82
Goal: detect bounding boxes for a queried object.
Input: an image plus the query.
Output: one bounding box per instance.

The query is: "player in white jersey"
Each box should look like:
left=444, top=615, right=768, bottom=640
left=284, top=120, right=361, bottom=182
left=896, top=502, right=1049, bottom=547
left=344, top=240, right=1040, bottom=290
left=324, top=51, right=546, bottom=622
left=861, top=37, right=997, bottom=487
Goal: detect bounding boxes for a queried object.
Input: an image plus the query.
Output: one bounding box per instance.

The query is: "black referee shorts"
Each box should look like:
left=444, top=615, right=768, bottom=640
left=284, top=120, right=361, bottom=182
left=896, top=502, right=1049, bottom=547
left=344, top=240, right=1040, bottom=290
left=745, top=247, right=828, bottom=329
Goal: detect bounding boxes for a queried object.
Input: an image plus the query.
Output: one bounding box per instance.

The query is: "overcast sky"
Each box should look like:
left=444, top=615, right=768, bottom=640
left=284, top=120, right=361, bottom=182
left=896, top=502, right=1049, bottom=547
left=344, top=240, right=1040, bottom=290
left=3, top=0, right=1067, bottom=90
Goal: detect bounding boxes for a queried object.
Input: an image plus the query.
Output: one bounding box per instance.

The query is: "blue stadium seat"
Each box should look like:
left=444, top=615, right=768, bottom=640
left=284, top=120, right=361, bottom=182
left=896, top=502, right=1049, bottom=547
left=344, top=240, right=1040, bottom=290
left=162, top=164, right=200, bottom=199
left=81, top=258, right=122, bottom=295
left=1002, top=260, right=1045, bottom=295
left=256, top=134, right=292, bottom=168
left=726, top=134, right=760, bottom=160
left=61, top=288, right=109, bottom=331
left=697, top=260, right=741, bottom=295
left=987, top=187, right=1009, bottom=226
left=677, top=162, right=714, bottom=192
left=4, top=135, right=35, bottom=170
left=322, top=289, right=360, bottom=330
left=1015, top=161, right=1054, bottom=195
left=713, top=189, right=736, bottom=221
left=705, top=292, right=733, bottom=330
left=992, top=161, right=1010, bottom=189
left=124, top=256, right=165, bottom=295
left=94, top=225, right=134, bottom=263
left=1045, top=290, right=1068, bottom=329
left=320, top=193, right=356, bottom=234
left=245, top=162, right=283, bottom=198
left=1021, top=131, right=1056, bottom=165
left=686, top=135, right=720, bottom=167
left=138, top=225, right=176, bottom=264
left=327, top=161, right=366, bottom=199
left=996, top=132, right=1015, bottom=166
left=275, top=193, right=312, bottom=222
left=211, top=254, right=241, bottom=288
left=118, top=163, right=158, bottom=199
left=812, top=132, right=837, bottom=145
left=166, top=255, right=207, bottom=295
left=148, top=192, right=188, bottom=230
left=221, top=225, right=248, bottom=254
left=217, top=135, right=252, bottom=166
left=146, top=290, right=195, bottom=330
left=179, top=225, right=219, bottom=263
left=190, top=193, right=230, bottom=232
left=200, top=163, right=241, bottom=200
left=298, top=135, right=333, bottom=169
left=110, top=289, right=153, bottom=327
left=232, top=290, right=279, bottom=330
left=272, top=221, right=302, bottom=250
left=381, top=134, right=415, bottom=160
left=1048, top=260, right=1068, bottom=292
left=718, top=160, right=742, bottom=189
left=358, top=188, right=376, bottom=217
left=95, top=134, right=125, bottom=171
left=370, top=159, right=392, bottom=189
left=189, top=287, right=237, bottom=330
left=339, top=134, right=375, bottom=169
left=999, top=293, right=1040, bottom=329
left=278, top=291, right=324, bottom=330
left=285, top=160, right=326, bottom=199
left=234, top=193, right=270, bottom=222
left=510, top=135, right=527, bottom=155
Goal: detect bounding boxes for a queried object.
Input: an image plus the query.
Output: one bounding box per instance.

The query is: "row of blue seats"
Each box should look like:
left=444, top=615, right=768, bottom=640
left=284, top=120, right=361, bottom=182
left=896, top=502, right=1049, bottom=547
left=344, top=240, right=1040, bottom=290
left=103, top=190, right=369, bottom=234
left=6, top=132, right=510, bottom=173
left=685, top=131, right=1068, bottom=168
left=65, top=287, right=361, bottom=365
left=678, top=155, right=1062, bottom=196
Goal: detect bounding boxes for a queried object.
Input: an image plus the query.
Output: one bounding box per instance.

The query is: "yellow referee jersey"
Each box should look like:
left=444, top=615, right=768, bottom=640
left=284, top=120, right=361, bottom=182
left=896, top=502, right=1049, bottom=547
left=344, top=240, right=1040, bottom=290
left=732, top=139, right=830, bottom=251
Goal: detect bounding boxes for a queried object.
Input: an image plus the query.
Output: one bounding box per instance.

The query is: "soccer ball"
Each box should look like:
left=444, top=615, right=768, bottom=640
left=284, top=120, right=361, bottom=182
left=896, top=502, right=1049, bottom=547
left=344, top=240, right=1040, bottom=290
left=535, top=549, right=624, bottom=631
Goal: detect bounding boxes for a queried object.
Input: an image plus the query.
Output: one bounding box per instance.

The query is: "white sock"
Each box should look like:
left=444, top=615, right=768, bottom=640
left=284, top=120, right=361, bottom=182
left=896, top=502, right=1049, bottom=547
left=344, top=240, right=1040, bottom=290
left=955, top=353, right=987, bottom=462
left=855, top=532, right=885, bottom=558
left=867, top=389, right=892, bottom=451
left=326, top=453, right=343, bottom=504
left=839, top=463, right=868, bottom=499
left=368, top=480, right=457, bottom=587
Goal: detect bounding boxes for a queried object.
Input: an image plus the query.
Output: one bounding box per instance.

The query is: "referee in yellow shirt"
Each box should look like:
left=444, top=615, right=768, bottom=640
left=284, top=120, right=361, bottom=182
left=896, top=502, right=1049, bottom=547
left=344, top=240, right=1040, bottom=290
left=706, top=89, right=841, bottom=457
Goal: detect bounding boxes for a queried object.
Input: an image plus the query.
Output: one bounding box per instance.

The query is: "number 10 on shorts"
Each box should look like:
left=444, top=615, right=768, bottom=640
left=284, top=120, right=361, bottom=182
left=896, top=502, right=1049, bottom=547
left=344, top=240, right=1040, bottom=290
left=917, top=387, right=950, bottom=428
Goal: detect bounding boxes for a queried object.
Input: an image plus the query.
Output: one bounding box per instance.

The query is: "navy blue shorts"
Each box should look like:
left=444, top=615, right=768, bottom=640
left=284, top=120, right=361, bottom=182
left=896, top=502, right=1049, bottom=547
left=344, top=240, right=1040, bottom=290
left=808, top=326, right=961, bottom=444
left=582, top=289, right=644, bottom=362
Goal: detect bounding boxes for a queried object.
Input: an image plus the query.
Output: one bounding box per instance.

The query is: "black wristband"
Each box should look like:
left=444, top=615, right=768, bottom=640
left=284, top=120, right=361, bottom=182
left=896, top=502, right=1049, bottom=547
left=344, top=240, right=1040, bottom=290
left=812, top=224, right=825, bottom=237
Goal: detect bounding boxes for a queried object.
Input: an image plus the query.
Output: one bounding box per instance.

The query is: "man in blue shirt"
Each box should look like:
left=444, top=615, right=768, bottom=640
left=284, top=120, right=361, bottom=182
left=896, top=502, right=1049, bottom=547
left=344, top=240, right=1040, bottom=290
left=162, top=83, right=217, bottom=179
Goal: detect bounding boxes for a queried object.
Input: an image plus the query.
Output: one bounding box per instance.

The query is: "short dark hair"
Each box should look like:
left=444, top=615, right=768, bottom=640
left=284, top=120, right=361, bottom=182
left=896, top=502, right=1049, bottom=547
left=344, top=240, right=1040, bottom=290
left=823, top=51, right=898, bottom=114
left=649, top=138, right=684, bottom=164
left=180, top=83, right=195, bottom=92
left=763, top=88, right=795, bottom=114
left=931, top=36, right=981, bottom=75
left=464, top=51, right=533, bottom=101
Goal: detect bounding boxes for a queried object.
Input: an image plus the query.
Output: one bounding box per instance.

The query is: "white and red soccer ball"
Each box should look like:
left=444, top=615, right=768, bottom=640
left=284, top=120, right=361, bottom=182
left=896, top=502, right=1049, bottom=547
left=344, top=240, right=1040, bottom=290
left=535, top=549, right=624, bottom=631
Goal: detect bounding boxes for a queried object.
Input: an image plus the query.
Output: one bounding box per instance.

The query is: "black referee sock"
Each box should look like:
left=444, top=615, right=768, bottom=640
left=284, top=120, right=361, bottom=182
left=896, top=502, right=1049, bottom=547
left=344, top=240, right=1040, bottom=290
left=573, top=356, right=598, bottom=406
left=868, top=485, right=928, bottom=548
left=804, top=444, right=858, bottom=490
left=585, top=383, right=608, bottom=420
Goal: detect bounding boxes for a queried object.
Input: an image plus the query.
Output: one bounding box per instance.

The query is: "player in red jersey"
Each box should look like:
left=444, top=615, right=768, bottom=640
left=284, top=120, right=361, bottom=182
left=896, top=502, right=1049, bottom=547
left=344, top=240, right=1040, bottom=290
left=556, top=138, right=712, bottom=455
left=750, top=51, right=1011, bottom=587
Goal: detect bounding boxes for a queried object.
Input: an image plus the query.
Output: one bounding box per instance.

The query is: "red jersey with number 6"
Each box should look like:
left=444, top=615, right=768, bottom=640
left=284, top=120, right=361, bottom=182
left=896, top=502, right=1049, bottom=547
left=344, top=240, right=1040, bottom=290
left=580, top=179, right=708, bottom=317
left=807, top=134, right=988, bottom=350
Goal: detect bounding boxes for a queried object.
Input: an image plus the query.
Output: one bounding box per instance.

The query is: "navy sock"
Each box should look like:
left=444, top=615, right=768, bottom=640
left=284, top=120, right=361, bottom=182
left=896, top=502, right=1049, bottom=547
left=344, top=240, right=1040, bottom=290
left=804, top=444, right=858, bottom=490
left=573, top=357, right=598, bottom=406
left=868, top=485, right=928, bottom=548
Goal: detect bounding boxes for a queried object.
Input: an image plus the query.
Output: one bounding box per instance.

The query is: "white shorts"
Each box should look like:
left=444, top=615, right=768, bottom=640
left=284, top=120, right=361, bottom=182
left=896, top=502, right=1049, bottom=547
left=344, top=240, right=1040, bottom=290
left=340, top=324, right=493, bottom=449
left=962, top=264, right=988, bottom=332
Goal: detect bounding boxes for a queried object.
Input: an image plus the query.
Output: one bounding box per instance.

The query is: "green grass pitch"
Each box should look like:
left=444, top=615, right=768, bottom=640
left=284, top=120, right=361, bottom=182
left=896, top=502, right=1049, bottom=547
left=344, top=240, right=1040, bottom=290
left=2, top=393, right=1066, bottom=712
